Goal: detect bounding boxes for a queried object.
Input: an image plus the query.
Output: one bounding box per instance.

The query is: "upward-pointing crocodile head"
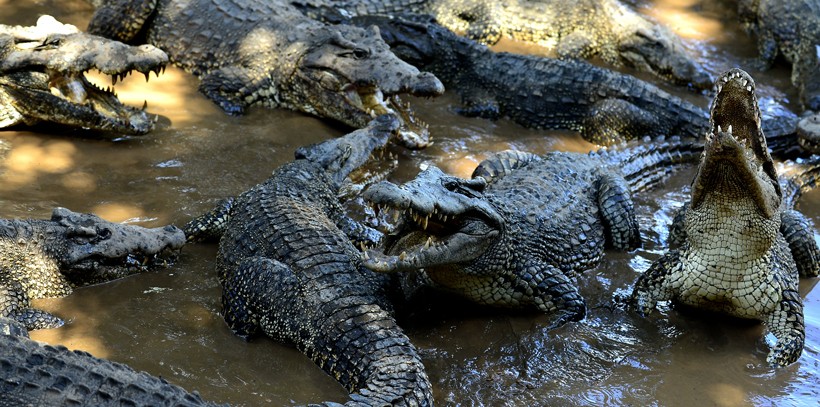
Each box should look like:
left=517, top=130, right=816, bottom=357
left=46, top=208, right=186, bottom=286
left=691, top=68, right=781, bottom=218
left=0, top=16, right=168, bottom=135
left=361, top=165, right=504, bottom=272
left=292, top=24, right=444, bottom=149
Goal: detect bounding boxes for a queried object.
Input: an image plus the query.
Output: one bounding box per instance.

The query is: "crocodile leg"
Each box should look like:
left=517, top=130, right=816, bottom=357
left=596, top=173, right=641, bottom=250
left=515, top=261, right=586, bottom=328
left=183, top=198, right=235, bottom=243
left=198, top=66, right=274, bottom=116
left=0, top=279, right=63, bottom=330
left=667, top=203, right=689, bottom=248
left=780, top=209, right=820, bottom=277
left=764, top=284, right=805, bottom=366
left=582, top=99, right=661, bottom=145
left=221, top=256, right=299, bottom=343
left=630, top=251, right=683, bottom=316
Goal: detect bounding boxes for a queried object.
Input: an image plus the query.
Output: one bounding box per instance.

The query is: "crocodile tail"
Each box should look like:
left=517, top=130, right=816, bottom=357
left=472, top=150, right=542, bottom=183
left=778, top=155, right=820, bottom=210
left=1, top=317, right=217, bottom=406
left=598, top=136, right=703, bottom=192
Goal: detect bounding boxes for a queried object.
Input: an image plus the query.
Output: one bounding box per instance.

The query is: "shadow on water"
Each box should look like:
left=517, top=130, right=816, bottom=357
left=2, top=0, right=817, bottom=405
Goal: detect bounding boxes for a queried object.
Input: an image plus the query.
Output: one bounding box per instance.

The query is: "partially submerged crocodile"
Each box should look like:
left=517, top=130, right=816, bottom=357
left=1, top=207, right=185, bottom=331
left=362, top=135, right=702, bottom=326
left=294, top=0, right=713, bottom=89
left=738, top=0, right=820, bottom=111
left=88, top=0, right=444, bottom=149
left=0, top=316, right=219, bottom=406
left=0, top=15, right=168, bottom=135
left=184, top=116, right=433, bottom=405
left=629, top=68, right=820, bottom=367
left=343, top=13, right=709, bottom=145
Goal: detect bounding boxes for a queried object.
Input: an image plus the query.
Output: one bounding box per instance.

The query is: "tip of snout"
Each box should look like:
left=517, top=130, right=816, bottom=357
left=409, top=72, right=445, bottom=97
left=162, top=225, right=187, bottom=250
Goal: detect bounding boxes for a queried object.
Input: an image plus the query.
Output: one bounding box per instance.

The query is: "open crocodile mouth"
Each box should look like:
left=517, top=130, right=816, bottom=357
left=48, top=66, right=164, bottom=134
left=5, top=65, right=165, bottom=135
left=343, top=84, right=431, bottom=149
left=362, top=193, right=502, bottom=273
left=692, top=68, right=780, bottom=216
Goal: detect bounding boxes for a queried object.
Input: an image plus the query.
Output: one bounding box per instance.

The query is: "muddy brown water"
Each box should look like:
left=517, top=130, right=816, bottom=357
left=3, top=0, right=819, bottom=405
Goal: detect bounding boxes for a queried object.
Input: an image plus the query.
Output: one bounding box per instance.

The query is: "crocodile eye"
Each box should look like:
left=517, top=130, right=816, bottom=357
left=97, top=228, right=112, bottom=240
left=340, top=48, right=370, bottom=59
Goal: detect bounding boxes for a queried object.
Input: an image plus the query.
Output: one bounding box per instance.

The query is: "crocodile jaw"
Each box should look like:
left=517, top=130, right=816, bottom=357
left=362, top=166, right=504, bottom=272
left=691, top=68, right=780, bottom=218
left=364, top=215, right=499, bottom=272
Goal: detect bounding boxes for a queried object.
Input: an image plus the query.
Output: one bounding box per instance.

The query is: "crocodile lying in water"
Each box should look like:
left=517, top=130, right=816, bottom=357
left=629, top=68, right=820, bottom=367
left=88, top=0, right=444, bottom=149
left=1, top=207, right=185, bottom=331
left=362, top=135, right=702, bottom=327
left=739, top=0, right=820, bottom=111
left=0, top=15, right=168, bottom=135
left=293, top=0, right=712, bottom=89
left=0, top=316, right=219, bottom=406
left=341, top=13, right=708, bottom=146
left=184, top=116, right=433, bottom=405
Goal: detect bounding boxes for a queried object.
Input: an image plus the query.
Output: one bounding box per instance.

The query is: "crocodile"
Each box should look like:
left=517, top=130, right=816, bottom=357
left=1, top=207, right=186, bottom=331
left=0, top=15, right=168, bottom=135
left=183, top=115, right=433, bottom=406
left=628, top=68, right=820, bottom=367
left=0, top=316, right=220, bottom=406
left=738, top=0, right=820, bottom=111
left=361, top=133, right=703, bottom=327
left=292, top=0, right=713, bottom=89
left=332, top=13, right=712, bottom=146
left=87, top=0, right=444, bottom=149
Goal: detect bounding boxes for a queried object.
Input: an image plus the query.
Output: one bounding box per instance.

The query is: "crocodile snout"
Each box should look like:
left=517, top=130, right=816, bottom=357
left=406, top=71, right=444, bottom=97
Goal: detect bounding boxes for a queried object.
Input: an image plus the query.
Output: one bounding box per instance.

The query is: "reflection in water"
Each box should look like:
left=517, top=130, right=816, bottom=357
left=1, top=1, right=817, bottom=406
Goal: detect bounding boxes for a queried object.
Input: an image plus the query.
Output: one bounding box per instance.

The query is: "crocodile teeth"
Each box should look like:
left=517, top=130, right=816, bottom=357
left=742, top=79, right=748, bottom=86
left=727, top=125, right=732, bottom=134
left=392, top=209, right=401, bottom=223
left=746, top=85, right=752, bottom=92
left=399, top=251, right=407, bottom=260
left=421, top=216, right=428, bottom=230
left=718, top=125, right=723, bottom=133
left=425, top=237, right=432, bottom=249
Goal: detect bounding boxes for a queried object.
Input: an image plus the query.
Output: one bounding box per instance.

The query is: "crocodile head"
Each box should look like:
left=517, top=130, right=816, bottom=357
left=295, top=114, right=399, bottom=191
left=0, top=16, right=168, bottom=135
left=617, top=22, right=712, bottom=90
left=691, top=68, right=781, bottom=218
left=48, top=207, right=186, bottom=286
left=294, top=24, right=444, bottom=149
left=362, top=165, right=504, bottom=272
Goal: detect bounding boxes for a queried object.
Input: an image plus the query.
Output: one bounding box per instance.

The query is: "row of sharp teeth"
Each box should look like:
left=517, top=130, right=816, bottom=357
left=368, top=148, right=398, bottom=161
left=717, top=71, right=753, bottom=93
left=109, top=65, right=166, bottom=85
left=358, top=236, right=436, bottom=261
left=370, top=203, right=451, bottom=230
